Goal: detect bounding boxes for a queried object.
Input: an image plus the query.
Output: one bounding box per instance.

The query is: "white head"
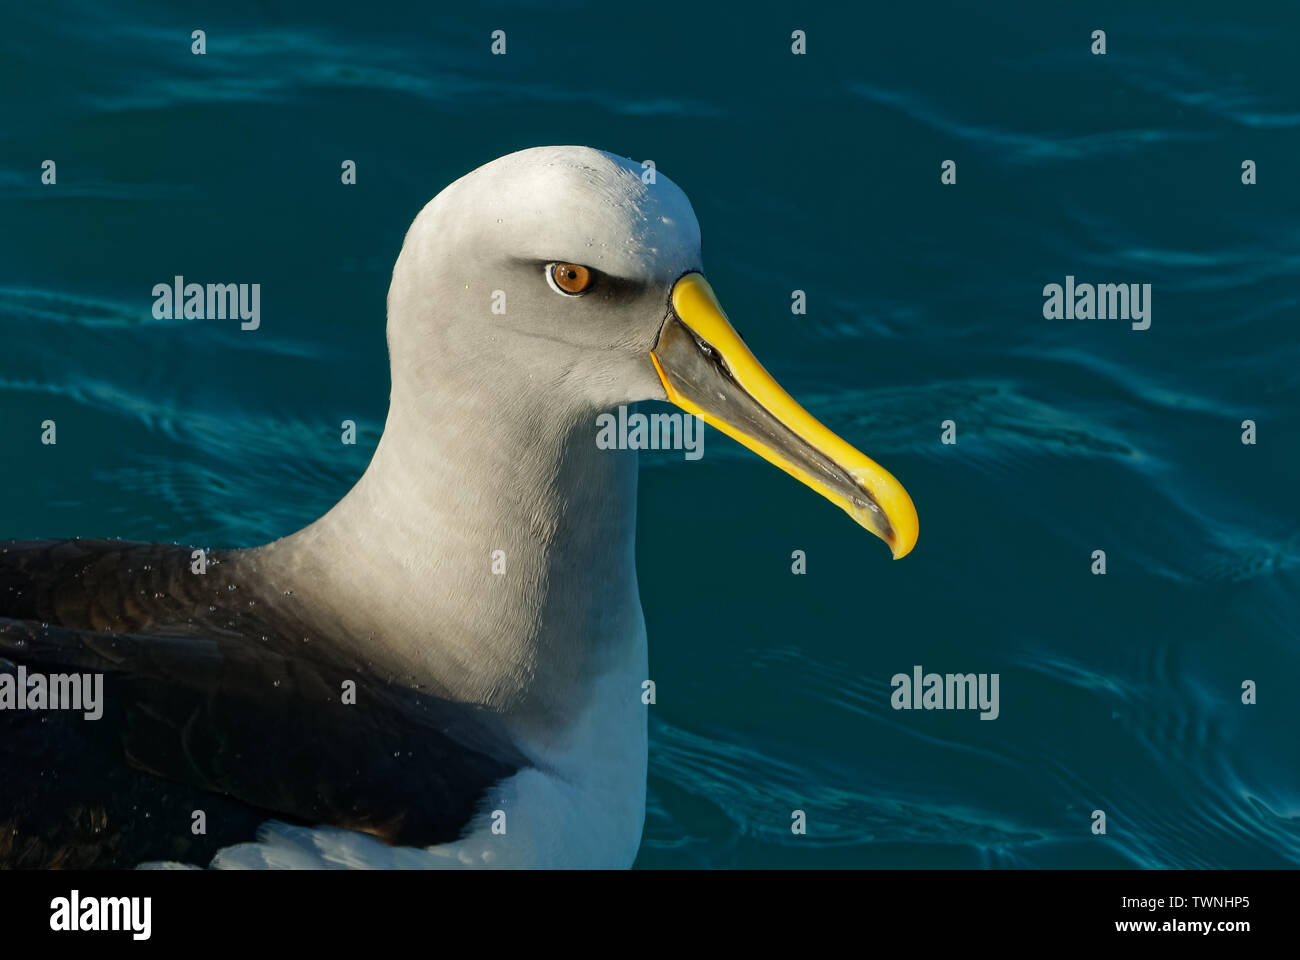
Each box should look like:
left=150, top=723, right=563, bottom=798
left=380, top=145, right=918, bottom=558
left=385, top=146, right=698, bottom=415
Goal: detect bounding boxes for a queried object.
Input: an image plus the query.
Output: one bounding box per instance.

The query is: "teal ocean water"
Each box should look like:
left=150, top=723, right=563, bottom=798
left=2, top=1, right=1298, bottom=867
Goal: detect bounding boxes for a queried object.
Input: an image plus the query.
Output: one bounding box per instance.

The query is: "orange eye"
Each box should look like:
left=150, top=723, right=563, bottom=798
left=550, top=262, right=593, bottom=295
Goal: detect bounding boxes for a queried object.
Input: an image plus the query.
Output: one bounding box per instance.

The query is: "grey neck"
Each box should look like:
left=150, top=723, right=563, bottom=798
left=254, top=372, right=644, bottom=732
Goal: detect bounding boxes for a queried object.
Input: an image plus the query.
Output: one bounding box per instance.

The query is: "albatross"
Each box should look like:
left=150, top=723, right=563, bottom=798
left=0, top=146, right=918, bottom=869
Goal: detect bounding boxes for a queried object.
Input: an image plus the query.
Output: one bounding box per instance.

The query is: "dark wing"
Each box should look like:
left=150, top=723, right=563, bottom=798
left=0, top=539, right=529, bottom=869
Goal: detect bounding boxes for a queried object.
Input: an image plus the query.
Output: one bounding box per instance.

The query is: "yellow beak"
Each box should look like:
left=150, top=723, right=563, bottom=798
left=650, top=273, right=918, bottom=559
